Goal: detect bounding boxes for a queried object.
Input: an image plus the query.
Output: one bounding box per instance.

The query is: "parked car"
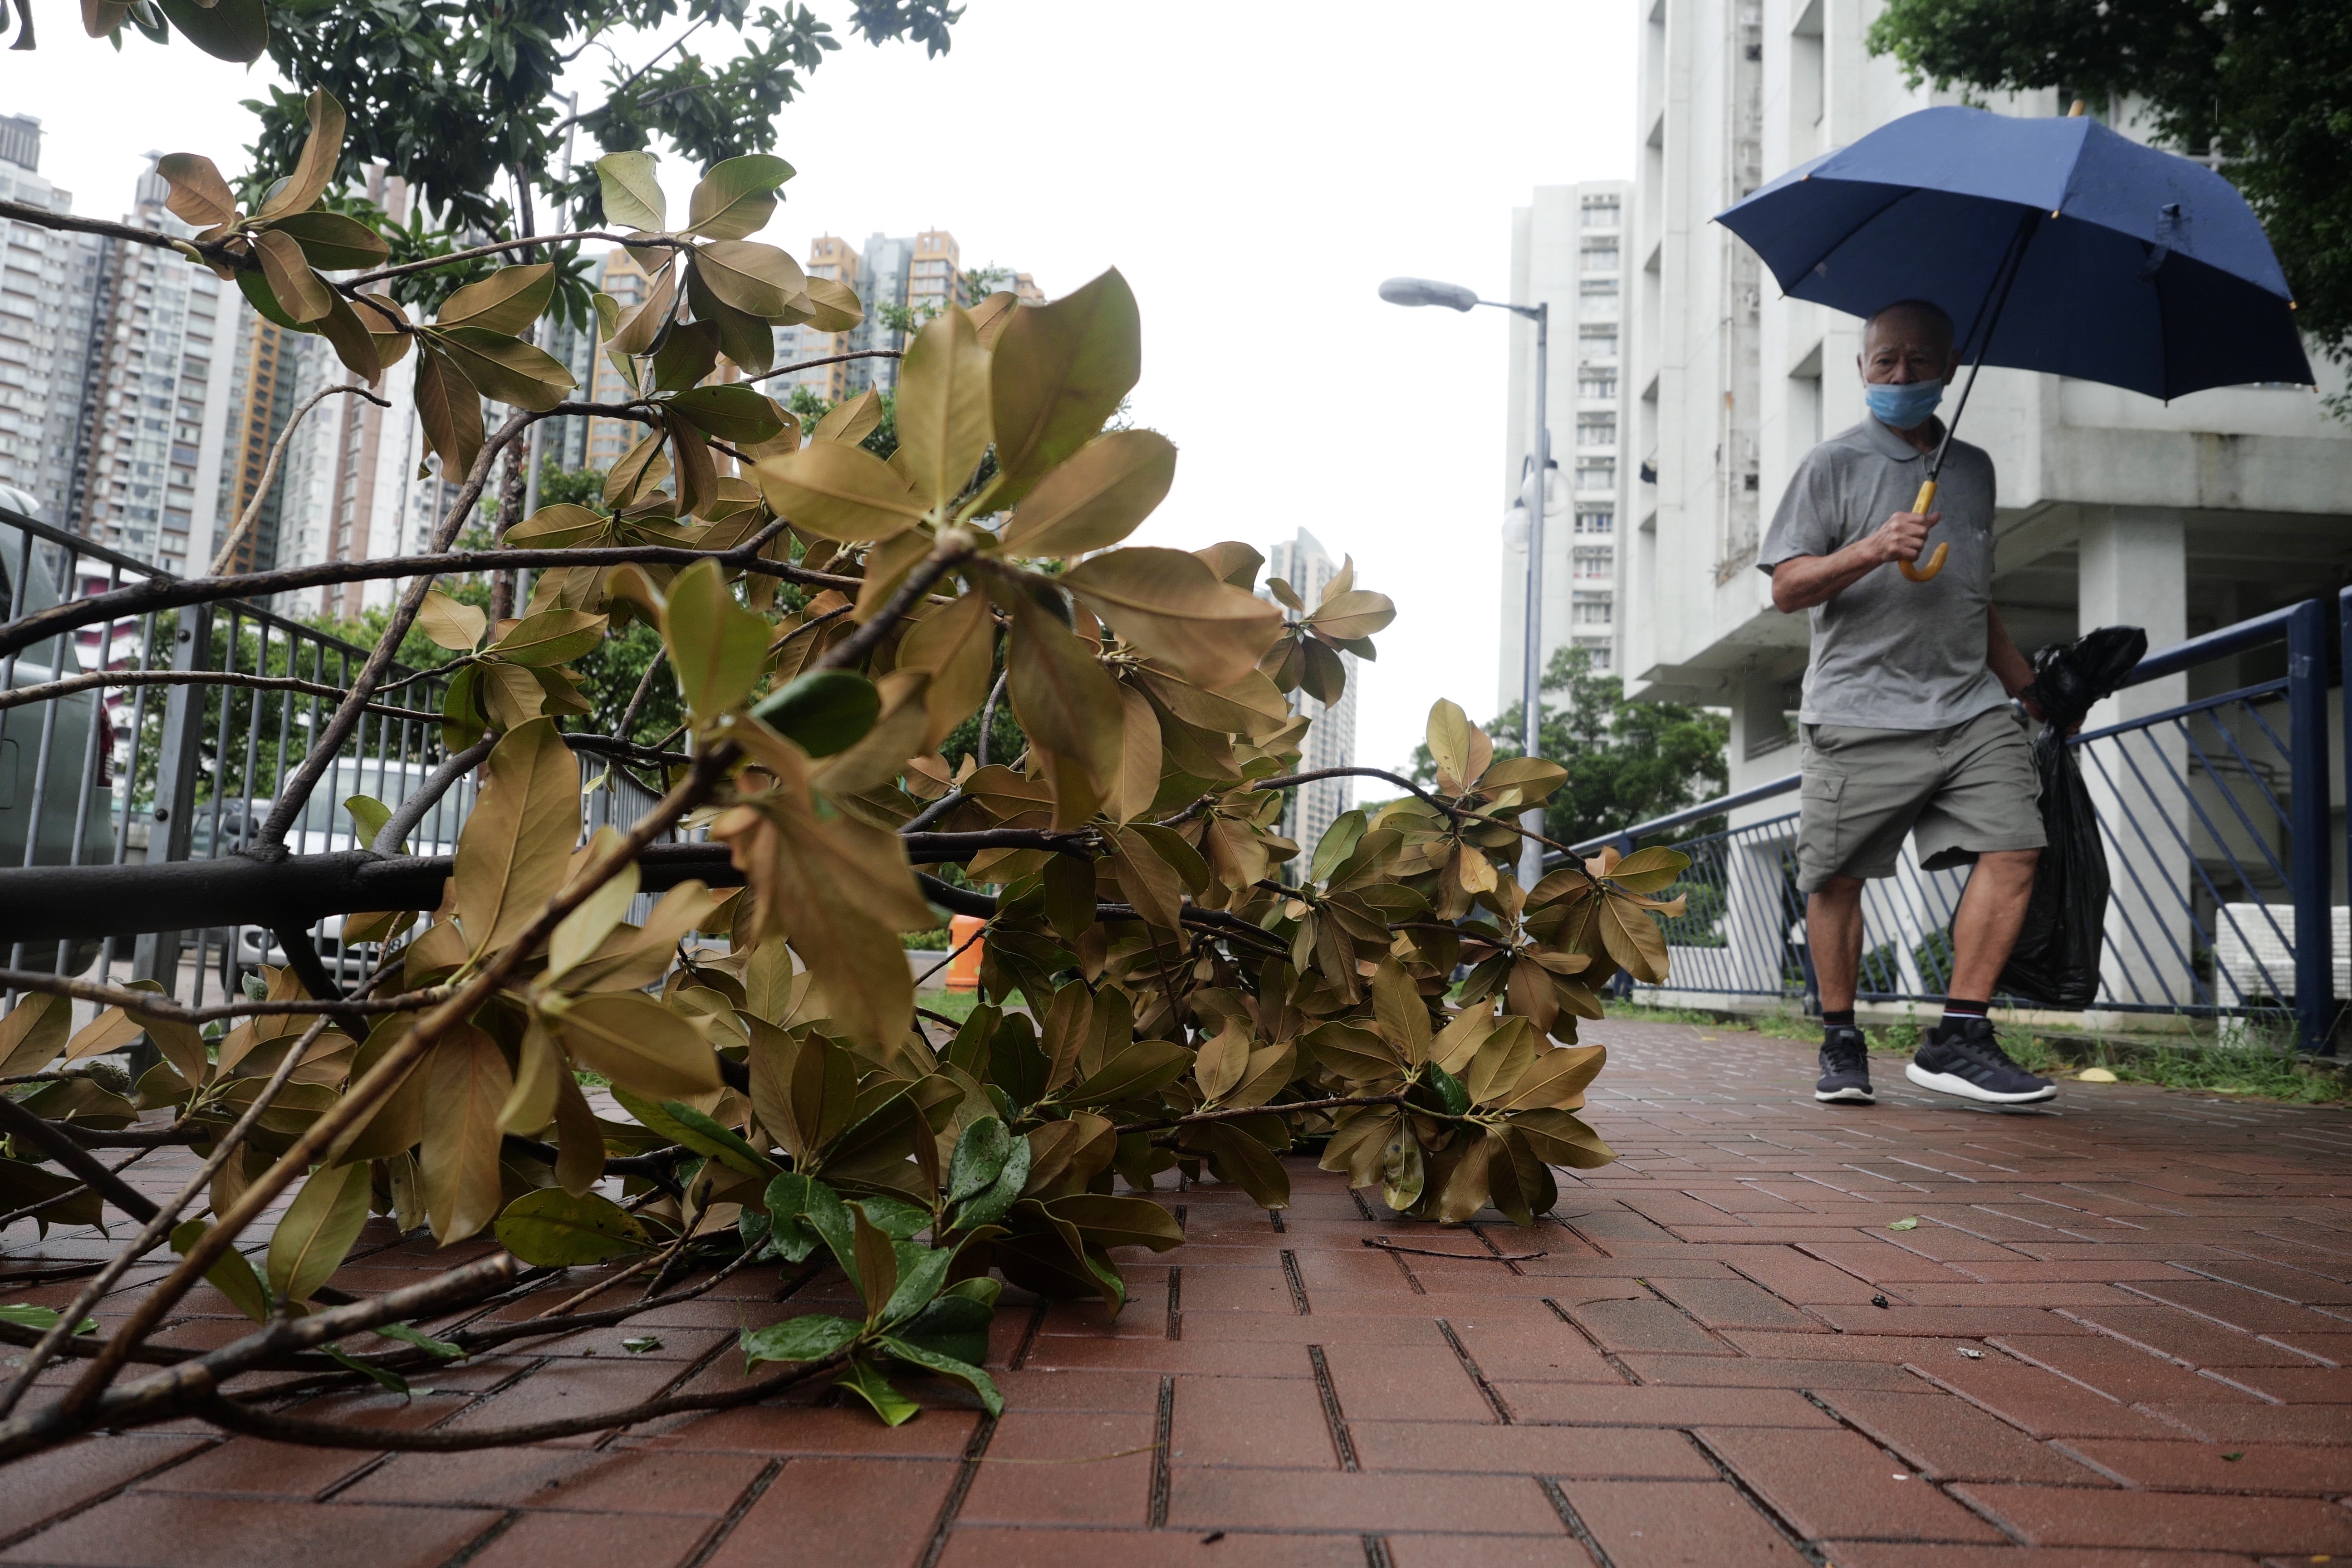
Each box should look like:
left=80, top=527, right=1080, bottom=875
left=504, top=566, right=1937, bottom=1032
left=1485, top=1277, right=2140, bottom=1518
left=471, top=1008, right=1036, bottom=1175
left=210, top=757, right=469, bottom=992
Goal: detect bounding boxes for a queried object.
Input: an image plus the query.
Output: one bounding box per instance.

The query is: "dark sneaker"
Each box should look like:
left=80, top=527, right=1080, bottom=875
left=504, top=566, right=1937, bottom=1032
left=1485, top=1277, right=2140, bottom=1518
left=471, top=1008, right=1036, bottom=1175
left=1906, top=1016, right=2057, bottom=1104
left=1815, top=1026, right=1874, bottom=1103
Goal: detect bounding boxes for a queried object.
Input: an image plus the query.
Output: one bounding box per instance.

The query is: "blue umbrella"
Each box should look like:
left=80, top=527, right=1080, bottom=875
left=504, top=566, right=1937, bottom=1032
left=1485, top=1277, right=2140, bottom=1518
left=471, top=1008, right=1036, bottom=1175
left=1717, top=104, right=2311, bottom=581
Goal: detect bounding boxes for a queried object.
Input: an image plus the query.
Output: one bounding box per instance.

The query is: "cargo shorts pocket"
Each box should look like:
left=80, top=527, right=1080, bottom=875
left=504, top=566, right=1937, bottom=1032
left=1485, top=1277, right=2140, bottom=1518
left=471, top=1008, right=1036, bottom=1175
left=1798, top=770, right=1845, bottom=873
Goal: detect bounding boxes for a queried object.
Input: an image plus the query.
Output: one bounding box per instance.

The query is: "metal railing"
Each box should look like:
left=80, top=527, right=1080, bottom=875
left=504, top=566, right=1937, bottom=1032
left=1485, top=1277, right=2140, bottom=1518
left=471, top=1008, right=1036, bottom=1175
left=1565, top=596, right=2348, bottom=1050
left=0, top=506, right=667, bottom=1010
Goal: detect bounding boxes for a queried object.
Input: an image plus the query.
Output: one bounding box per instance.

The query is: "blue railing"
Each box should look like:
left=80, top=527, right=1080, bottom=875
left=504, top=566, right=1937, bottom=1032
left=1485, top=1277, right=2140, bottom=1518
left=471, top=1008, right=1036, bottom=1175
left=1564, top=595, right=2345, bottom=1051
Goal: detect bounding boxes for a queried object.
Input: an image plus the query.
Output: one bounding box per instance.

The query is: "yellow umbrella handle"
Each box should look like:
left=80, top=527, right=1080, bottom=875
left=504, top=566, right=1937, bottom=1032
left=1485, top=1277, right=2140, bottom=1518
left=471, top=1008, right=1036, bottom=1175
left=1898, top=478, right=1947, bottom=582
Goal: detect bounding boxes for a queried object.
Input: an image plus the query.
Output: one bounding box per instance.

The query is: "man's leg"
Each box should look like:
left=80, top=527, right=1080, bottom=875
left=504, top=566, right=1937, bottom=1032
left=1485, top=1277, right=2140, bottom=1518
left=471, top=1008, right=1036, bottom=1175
left=1806, top=875, right=1875, bottom=1102
left=1944, top=848, right=2040, bottom=1000
left=1806, top=875, right=1867, bottom=1012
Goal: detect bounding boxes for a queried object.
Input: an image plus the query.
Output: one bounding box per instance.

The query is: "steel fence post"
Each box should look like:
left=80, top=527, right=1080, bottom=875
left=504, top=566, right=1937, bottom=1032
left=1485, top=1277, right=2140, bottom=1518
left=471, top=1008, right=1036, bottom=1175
left=132, top=603, right=209, bottom=1001
left=2288, top=598, right=2332, bottom=1053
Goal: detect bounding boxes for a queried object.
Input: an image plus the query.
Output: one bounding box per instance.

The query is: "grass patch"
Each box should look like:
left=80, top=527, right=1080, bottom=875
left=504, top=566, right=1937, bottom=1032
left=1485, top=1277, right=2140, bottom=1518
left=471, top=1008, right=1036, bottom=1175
left=1602, top=999, right=2351, bottom=1103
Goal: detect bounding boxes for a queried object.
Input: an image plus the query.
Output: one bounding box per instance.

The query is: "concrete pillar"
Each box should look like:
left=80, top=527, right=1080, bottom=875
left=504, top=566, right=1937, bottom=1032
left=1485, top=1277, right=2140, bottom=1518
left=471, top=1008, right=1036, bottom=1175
left=2077, top=507, right=2193, bottom=1011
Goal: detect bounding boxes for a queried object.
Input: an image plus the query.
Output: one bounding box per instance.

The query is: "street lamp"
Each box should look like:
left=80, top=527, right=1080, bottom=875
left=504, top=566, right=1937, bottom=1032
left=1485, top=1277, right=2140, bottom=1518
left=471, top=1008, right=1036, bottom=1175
left=1379, top=276, right=1550, bottom=889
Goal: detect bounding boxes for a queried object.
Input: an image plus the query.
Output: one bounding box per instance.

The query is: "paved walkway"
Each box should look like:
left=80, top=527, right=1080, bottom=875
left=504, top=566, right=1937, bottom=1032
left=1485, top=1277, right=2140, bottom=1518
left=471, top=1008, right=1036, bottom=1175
left=2, top=1019, right=2350, bottom=1567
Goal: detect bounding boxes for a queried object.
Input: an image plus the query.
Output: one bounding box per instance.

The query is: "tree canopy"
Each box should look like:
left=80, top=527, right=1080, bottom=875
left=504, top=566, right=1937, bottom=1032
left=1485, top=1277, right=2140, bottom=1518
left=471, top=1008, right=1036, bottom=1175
left=1868, top=0, right=2352, bottom=372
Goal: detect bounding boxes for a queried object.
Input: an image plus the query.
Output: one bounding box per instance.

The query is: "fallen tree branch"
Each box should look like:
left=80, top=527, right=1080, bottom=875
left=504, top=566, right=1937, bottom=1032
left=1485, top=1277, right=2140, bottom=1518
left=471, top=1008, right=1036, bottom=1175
left=207, top=385, right=391, bottom=575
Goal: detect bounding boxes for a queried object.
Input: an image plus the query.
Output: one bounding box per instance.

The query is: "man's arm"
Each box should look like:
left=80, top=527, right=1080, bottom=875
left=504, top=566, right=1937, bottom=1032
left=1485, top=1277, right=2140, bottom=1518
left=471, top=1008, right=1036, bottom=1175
left=1986, top=604, right=2063, bottom=728
left=1769, top=509, right=1937, bottom=612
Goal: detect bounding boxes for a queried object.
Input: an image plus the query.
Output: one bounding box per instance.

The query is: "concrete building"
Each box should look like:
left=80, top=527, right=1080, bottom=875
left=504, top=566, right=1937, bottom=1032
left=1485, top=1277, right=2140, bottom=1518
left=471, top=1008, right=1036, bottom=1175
left=64, top=161, right=235, bottom=575
left=0, top=116, right=103, bottom=532
left=1620, top=0, right=2352, bottom=1014
left=1501, top=181, right=1634, bottom=712
left=1265, top=528, right=1360, bottom=860
left=770, top=234, right=862, bottom=405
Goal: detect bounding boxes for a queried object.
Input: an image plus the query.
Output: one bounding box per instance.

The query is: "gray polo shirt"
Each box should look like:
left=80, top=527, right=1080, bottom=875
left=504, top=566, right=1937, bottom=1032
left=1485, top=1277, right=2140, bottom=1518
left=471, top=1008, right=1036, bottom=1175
left=1757, top=417, right=2005, bottom=731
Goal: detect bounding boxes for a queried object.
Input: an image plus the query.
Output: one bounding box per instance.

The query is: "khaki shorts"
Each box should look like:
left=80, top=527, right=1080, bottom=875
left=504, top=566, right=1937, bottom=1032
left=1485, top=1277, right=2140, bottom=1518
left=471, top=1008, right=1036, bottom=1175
left=1795, top=705, right=2045, bottom=894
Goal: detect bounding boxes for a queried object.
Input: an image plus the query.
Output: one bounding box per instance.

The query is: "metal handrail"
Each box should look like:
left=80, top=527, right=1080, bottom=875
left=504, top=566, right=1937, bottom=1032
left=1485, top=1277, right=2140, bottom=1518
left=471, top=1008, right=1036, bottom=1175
left=1563, top=602, right=2321, bottom=861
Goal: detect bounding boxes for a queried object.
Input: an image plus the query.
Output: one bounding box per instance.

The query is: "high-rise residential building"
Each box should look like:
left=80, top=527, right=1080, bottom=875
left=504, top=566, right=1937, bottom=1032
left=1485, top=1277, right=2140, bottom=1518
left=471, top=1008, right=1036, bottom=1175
left=0, top=115, right=103, bottom=530
left=65, top=161, right=235, bottom=575
left=1498, top=181, right=1632, bottom=716
left=1264, top=529, right=1359, bottom=860
left=770, top=233, right=860, bottom=404
left=1625, top=0, right=2352, bottom=800
left=758, top=230, right=1045, bottom=416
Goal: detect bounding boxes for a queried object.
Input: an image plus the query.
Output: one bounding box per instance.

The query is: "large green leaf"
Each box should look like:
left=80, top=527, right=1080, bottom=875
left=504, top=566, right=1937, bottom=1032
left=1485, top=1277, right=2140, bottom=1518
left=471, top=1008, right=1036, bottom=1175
left=751, top=670, right=880, bottom=757
left=686, top=154, right=794, bottom=240
left=879, top=1336, right=1003, bottom=1416
left=740, top=1313, right=861, bottom=1370
left=610, top=1086, right=774, bottom=1177
left=492, top=1189, right=655, bottom=1266
left=596, top=151, right=666, bottom=233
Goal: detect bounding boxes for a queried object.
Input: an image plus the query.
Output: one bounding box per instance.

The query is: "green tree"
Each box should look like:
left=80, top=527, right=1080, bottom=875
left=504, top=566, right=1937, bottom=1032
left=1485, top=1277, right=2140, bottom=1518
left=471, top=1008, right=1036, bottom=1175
left=1867, top=0, right=2352, bottom=373
left=1415, top=647, right=1729, bottom=849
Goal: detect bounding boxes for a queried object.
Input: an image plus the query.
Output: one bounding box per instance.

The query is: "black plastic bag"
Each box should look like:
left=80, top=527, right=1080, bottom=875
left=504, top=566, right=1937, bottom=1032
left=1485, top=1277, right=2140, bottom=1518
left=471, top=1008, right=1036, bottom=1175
left=1998, top=626, right=2147, bottom=1007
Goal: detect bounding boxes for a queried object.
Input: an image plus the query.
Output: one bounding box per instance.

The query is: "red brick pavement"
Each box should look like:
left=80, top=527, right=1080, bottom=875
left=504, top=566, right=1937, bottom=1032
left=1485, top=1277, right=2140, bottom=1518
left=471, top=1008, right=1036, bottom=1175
left=3, top=1018, right=2350, bottom=1566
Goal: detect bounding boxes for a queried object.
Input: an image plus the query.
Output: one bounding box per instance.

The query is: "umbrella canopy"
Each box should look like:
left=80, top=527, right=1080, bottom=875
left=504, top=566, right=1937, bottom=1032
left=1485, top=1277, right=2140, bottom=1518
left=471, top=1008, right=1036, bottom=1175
left=1717, top=106, right=2311, bottom=401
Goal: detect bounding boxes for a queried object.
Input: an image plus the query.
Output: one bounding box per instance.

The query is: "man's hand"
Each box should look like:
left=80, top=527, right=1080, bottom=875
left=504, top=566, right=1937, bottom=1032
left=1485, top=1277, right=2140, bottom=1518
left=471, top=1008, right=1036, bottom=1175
left=1770, top=508, right=1943, bottom=613
left=1868, top=509, right=1937, bottom=567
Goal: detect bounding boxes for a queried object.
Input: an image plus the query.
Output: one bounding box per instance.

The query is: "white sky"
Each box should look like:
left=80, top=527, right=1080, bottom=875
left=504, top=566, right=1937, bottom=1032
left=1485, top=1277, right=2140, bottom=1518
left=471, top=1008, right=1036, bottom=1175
left=9, top=0, right=1639, bottom=771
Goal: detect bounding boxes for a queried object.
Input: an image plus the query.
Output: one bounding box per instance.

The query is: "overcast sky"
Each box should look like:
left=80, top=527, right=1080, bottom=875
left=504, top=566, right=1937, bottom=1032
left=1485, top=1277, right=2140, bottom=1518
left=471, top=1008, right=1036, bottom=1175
left=11, top=1, right=1639, bottom=772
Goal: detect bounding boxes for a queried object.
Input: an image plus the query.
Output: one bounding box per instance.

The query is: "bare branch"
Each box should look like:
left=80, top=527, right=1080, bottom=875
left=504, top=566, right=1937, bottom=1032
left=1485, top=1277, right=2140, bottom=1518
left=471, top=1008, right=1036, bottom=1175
left=746, top=348, right=903, bottom=387
left=1251, top=765, right=1588, bottom=864
left=371, top=736, right=495, bottom=855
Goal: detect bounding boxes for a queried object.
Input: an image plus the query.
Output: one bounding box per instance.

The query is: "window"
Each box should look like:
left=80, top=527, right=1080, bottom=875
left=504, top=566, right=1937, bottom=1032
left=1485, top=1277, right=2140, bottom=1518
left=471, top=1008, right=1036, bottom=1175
left=1579, top=370, right=1617, bottom=399
left=1579, top=278, right=1620, bottom=299
left=1573, top=546, right=1613, bottom=579
left=1575, top=508, right=1614, bottom=535
left=1572, top=601, right=1612, bottom=626
left=1580, top=194, right=1621, bottom=228
left=1581, top=642, right=1613, bottom=672
left=1581, top=240, right=1620, bottom=272
left=1576, top=413, right=1616, bottom=446
left=1576, top=457, right=1617, bottom=490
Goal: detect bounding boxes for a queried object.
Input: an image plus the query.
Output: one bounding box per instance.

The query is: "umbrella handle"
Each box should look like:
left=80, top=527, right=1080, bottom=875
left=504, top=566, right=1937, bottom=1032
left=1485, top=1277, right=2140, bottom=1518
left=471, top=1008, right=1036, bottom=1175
left=1898, top=479, right=1947, bottom=582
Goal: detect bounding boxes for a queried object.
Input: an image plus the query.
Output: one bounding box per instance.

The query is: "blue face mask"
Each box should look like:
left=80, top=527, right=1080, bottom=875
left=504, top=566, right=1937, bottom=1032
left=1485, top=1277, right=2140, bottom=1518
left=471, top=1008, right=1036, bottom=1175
left=1864, top=378, right=1945, bottom=431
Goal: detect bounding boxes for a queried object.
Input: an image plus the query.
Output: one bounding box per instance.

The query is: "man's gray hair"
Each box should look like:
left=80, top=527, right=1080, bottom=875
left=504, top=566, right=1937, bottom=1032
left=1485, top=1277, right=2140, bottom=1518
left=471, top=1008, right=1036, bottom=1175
left=1864, top=298, right=1956, bottom=352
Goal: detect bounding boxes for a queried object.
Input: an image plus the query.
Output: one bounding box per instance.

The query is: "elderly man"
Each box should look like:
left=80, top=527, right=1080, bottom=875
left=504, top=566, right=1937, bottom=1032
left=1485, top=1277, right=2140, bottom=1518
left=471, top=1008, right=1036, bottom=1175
left=1759, top=299, right=2056, bottom=1107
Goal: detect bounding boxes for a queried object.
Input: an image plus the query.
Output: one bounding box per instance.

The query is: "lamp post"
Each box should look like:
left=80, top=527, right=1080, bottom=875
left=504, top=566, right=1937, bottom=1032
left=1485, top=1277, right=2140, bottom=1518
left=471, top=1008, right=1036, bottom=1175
left=1378, top=276, right=1550, bottom=889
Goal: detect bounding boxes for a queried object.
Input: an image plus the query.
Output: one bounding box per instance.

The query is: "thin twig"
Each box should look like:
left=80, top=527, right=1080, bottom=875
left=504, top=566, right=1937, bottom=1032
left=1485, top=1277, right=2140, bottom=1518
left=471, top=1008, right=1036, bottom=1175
left=747, top=348, right=903, bottom=386
left=254, top=406, right=537, bottom=849
left=0, top=669, right=437, bottom=722
left=613, top=651, right=668, bottom=743
left=371, top=737, right=497, bottom=855
left=1112, top=1093, right=1413, bottom=1136
left=207, top=386, right=390, bottom=575
left=1361, top=1238, right=1544, bottom=1262
left=0, top=969, right=449, bottom=1025
left=0, top=534, right=862, bottom=664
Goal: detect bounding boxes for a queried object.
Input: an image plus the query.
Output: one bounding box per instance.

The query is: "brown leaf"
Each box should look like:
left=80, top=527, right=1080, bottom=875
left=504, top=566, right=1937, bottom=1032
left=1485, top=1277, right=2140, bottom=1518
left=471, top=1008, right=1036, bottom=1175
left=1005, top=593, right=1124, bottom=831
left=988, top=268, right=1142, bottom=510
left=421, top=1023, right=512, bottom=1242
left=1062, top=548, right=1283, bottom=690
left=999, top=430, right=1176, bottom=557
left=548, top=994, right=723, bottom=1098
left=254, top=88, right=346, bottom=223
left=896, top=306, right=992, bottom=507
left=451, top=718, right=580, bottom=957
